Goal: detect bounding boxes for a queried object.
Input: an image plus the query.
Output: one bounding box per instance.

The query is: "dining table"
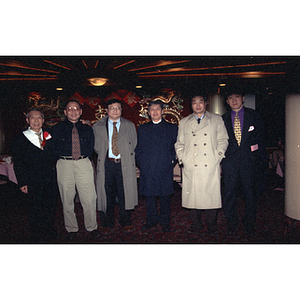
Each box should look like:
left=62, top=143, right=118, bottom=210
left=0, top=161, right=18, bottom=184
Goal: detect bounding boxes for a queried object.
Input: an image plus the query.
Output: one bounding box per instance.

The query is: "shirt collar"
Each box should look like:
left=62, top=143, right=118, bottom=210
left=231, top=106, right=244, bottom=116
left=152, top=119, right=162, bottom=124
left=108, top=118, right=121, bottom=125
left=28, top=127, right=42, bottom=135
left=194, top=112, right=205, bottom=121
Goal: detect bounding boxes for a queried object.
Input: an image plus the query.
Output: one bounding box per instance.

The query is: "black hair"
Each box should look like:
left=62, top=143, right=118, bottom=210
left=26, top=108, right=44, bottom=118
left=225, top=84, right=245, bottom=99
left=148, top=100, right=164, bottom=110
left=106, top=98, right=122, bottom=108
left=190, top=94, right=208, bottom=103
left=64, top=99, right=82, bottom=109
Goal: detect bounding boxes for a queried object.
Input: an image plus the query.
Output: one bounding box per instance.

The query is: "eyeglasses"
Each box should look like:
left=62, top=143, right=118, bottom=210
left=67, top=107, right=80, bottom=111
left=108, top=106, right=122, bottom=111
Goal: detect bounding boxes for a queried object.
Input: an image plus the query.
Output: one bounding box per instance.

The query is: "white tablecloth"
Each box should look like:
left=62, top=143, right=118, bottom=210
left=0, top=163, right=18, bottom=184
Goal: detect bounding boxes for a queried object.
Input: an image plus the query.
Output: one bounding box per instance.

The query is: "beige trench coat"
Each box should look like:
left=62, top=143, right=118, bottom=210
left=175, top=111, right=229, bottom=209
left=93, top=116, right=138, bottom=212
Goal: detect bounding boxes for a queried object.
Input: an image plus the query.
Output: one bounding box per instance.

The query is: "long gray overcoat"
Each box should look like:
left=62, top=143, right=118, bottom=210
left=93, top=116, right=138, bottom=212
left=175, top=111, right=229, bottom=209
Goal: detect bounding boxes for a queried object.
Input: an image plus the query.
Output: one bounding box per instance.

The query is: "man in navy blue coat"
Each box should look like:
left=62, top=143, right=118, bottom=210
left=135, top=100, right=178, bottom=232
left=222, top=87, right=267, bottom=236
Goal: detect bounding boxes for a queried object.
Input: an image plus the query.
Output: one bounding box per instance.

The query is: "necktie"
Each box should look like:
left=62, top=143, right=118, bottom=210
left=112, top=122, right=120, bottom=156
left=72, top=124, right=81, bottom=160
left=234, top=112, right=242, bottom=146
left=35, top=131, right=43, bottom=150
left=197, top=118, right=201, bottom=124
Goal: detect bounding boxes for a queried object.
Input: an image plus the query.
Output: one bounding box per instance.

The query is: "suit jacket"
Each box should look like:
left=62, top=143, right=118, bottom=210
left=135, top=118, right=178, bottom=197
left=11, top=129, right=57, bottom=188
left=222, top=106, right=267, bottom=172
left=93, top=116, right=138, bottom=212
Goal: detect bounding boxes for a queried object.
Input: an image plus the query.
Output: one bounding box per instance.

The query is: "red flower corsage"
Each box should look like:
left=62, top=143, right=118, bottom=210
left=41, top=131, right=52, bottom=147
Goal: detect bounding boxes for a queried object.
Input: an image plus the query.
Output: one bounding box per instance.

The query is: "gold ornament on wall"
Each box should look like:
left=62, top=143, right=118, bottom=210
left=138, top=89, right=183, bottom=126
left=94, top=104, right=107, bottom=122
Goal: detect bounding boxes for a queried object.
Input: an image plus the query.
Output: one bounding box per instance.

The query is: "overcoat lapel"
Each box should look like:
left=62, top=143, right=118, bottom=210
left=186, top=114, right=209, bottom=133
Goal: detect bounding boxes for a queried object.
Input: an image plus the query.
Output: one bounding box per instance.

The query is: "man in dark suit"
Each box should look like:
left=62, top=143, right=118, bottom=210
left=11, top=108, right=58, bottom=242
left=135, top=100, right=178, bottom=232
left=222, top=87, right=267, bottom=236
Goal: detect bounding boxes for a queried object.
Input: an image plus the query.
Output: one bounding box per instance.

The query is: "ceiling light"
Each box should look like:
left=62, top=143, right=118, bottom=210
left=88, top=77, right=108, bottom=86
left=56, top=87, right=63, bottom=90
left=135, top=85, right=142, bottom=89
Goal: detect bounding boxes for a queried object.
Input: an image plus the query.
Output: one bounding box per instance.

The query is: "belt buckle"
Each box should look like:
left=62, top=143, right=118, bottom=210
left=114, top=158, right=121, bottom=163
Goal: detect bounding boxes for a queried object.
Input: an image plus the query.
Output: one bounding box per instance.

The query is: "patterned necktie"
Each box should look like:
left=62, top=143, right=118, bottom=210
left=112, top=122, right=120, bottom=156
left=72, top=124, right=81, bottom=160
left=234, top=112, right=242, bottom=146
left=35, top=131, right=43, bottom=150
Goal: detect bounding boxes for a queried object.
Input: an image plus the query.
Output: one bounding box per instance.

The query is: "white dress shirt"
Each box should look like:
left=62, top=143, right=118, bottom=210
left=23, top=127, right=43, bottom=148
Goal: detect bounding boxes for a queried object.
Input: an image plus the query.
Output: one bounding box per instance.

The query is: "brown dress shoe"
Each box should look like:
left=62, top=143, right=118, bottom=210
left=102, top=227, right=112, bottom=235
left=123, top=225, right=135, bottom=233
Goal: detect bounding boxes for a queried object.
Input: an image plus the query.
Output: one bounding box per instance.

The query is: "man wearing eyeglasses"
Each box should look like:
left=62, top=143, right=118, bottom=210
left=47, top=100, right=100, bottom=241
left=93, top=99, right=138, bottom=234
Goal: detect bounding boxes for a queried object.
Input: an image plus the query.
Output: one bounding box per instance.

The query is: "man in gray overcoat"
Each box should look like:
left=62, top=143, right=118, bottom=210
left=93, top=99, right=138, bottom=234
left=175, top=94, right=228, bottom=235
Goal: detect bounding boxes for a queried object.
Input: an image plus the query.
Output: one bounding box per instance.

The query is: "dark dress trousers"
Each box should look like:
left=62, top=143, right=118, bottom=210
left=135, top=119, right=178, bottom=226
left=11, top=130, right=58, bottom=241
left=222, top=107, right=267, bottom=232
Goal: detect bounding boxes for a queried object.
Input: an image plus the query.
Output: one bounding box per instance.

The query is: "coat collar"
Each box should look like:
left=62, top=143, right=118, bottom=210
left=186, top=112, right=211, bottom=132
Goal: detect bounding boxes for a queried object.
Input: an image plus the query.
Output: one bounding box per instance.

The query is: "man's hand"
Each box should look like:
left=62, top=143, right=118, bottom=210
left=80, top=119, right=92, bottom=126
left=20, top=186, right=28, bottom=194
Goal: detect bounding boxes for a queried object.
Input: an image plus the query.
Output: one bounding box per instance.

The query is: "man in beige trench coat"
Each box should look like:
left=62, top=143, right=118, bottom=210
left=175, top=94, right=228, bottom=235
left=93, top=99, right=138, bottom=234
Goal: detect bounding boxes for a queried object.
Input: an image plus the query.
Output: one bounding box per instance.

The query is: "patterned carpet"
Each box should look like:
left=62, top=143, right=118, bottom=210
left=0, top=173, right=299, bottom=244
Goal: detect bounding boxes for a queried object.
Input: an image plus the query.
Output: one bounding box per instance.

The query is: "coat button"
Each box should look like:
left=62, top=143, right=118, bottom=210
left=205, top=164, right=207, bottom=167
left=204, top=153, right=206, bottom=156
left=204, top=143, right=206, bottom=146
left=194, top=164, right=198, bottom=167
left=194, top=144, right=197, bottom=146
left=204, top=133, right=207, bottom=136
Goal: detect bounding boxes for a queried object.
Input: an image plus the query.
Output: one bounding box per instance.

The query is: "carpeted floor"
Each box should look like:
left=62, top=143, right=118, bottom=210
left=0, top=172, right=299, bottom=244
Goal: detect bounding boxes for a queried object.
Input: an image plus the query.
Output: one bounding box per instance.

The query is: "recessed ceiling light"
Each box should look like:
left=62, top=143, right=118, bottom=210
left=88, top=77, right=108, bottom=86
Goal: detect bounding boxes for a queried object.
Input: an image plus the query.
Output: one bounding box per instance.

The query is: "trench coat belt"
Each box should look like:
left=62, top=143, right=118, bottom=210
left=107, top=157, right=121, bottom=163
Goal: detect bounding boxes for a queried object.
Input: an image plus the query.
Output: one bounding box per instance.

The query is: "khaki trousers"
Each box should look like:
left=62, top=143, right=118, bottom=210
left=57, top=157, right=97, bottom=233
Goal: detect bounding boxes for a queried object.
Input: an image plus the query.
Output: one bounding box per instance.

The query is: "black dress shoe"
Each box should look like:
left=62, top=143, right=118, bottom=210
left=142, top=223, right=156, bottom=231
left=245, top=228, right=255, bottom=237
left=187, top=224, right=203, bottom=233
left=208, top=228, right=218, bottom=236
left=67, top=232, right=78, bottom=241
left=226, top=228, right=238, bottom=236
left=89, top=229, right=101, bottom=238
left=162, top=224, right=171, bottom=232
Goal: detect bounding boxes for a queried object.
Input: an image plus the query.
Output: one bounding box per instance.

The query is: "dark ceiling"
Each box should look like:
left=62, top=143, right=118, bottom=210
left=0, top=55, right=295, bottom=96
